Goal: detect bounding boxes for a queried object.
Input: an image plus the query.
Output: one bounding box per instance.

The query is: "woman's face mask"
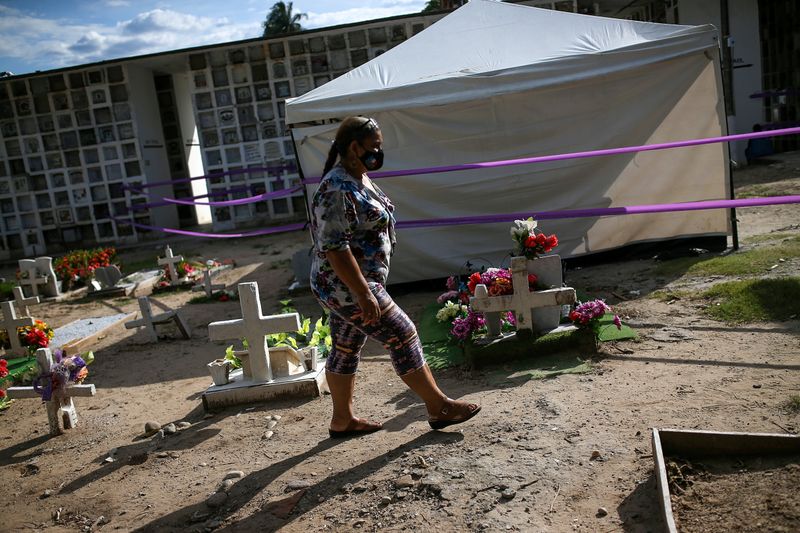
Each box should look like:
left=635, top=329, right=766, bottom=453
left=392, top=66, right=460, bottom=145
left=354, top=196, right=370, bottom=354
left=359, top=145, right=384, bottom=171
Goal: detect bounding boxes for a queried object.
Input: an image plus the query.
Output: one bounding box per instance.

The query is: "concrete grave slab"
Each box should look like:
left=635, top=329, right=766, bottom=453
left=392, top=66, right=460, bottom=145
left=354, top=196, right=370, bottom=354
left=51, top=312, right=133, bottom=356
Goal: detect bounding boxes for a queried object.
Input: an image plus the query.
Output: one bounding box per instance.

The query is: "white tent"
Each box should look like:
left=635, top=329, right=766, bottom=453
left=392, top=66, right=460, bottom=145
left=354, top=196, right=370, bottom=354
left=287, top=0, right=729, bottom=284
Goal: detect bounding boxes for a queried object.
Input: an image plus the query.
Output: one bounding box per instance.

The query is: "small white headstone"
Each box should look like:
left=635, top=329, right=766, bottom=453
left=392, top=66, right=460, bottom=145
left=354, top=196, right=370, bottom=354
left=12, top=286, right=40, bottom=317
left=6, top=348, right=96, bottom=435
left=94, top=265, right=123, bottom=289
left=208, top=282, right=300, bottom=382
left=1, top=300, right=35, bottom=357
left=18, top=259, right=47, bottom=297
left=124, top=297, right=191, bottom=342
left=192, top=270, right=225, bottom=298
left=157, top=245, right=184, bottom=286
left=471, top=255, right=575, bottom=335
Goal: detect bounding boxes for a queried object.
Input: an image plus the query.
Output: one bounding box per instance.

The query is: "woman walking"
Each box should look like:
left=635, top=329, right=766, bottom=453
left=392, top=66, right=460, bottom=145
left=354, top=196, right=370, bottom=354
left=310, top=116, right=481, bottom=438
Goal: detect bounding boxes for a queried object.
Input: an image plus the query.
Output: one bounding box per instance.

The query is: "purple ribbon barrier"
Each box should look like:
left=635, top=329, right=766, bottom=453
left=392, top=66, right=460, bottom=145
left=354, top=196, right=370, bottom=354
left=396, top=195, right=800, bottom=228
left=111, top=215, right=307, bottom=238
left=140, top=126, right=800, bottom=208
left=112, top=194, right=800, bottom=239
left=121, top=162, right=297, bottom=191
left=162, top=186, right=304, bottom=207
left=127, top=185, right=255, bottom=211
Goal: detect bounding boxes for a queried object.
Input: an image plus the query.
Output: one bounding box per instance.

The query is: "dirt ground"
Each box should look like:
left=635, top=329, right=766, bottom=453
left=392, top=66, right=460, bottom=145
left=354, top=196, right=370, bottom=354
left=1, top=153, right=799, bottom=533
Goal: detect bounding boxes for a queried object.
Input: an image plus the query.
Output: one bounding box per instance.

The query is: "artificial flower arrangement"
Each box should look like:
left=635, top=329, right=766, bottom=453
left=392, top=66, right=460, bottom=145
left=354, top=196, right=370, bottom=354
left=52, top=247, right=117, bottom=291
left=436, top=267, right=538, bottom=345
left=0, top=319, right=55, bottom=355
left=32, top=349, right=94, bottom=402
left=568, top=300, right=622, bottom=335
left=157, top=260, right=205, bottom=289
left=511, top=218, right=558, bottom=260
left=0, top=358, right=9, bottom=406
left=189, top=288, right=239, bottom=304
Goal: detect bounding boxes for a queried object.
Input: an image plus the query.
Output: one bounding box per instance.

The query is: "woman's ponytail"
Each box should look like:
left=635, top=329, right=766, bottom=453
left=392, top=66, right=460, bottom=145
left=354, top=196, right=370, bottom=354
left=322, top=141, right=339, bottom=176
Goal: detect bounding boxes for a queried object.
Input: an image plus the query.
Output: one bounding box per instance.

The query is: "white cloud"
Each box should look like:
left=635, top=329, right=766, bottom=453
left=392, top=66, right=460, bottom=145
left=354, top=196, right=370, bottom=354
left=305, top=3, right=427, bottom=28
left=0, top=6, right=261, bottom=73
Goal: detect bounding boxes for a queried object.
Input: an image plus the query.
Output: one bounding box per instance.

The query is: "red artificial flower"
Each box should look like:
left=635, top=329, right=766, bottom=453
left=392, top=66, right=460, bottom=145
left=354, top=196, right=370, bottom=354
left=0, top=389, right=6, bottom=399
left=467, top=272, right=482, bottom=295
left=524, top=236, right=537, bottom=249
left=545, top=234, right=558, bottom=250
left=25, top=328, right=49, bottom=348
left=535, top=233, right=547, bottom=245
left=527, top=274, right=538, bottom=286
left=219, top=293, right=229, bottom=302
left=569, top=310, right=580, bottom=322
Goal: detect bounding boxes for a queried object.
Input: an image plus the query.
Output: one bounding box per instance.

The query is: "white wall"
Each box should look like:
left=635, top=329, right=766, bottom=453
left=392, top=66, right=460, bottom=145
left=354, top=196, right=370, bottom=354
left=126, top=64, right=180, bottom=230
left=679, top=0, right=762, bottom=164
left=172, top=72, right=212, bottom=225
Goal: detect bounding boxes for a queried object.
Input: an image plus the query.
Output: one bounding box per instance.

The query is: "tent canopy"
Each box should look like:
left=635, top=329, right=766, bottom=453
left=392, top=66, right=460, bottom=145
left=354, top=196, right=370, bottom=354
left=286, top=0, right=717, bottom=124
left=287, top=0, right=728, bottom=284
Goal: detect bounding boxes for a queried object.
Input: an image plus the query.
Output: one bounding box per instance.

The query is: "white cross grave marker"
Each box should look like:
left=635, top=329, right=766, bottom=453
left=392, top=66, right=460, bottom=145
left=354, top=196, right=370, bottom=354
left=6, top=348, right=96, bottom=436
left=208, top=282, right=300, bottom=383
left=18, top=259, right=48, bottom=297
left=1, top=300, right=35, bottom=357
left=12, top=286, right=40, bottom=317
left=124, top=296, right=191, bottom=342
left=471, top=256, right=576, bottom=336
left=192, top=270, right=225, bottom=298
left=157, top=245, right=184, bottom=286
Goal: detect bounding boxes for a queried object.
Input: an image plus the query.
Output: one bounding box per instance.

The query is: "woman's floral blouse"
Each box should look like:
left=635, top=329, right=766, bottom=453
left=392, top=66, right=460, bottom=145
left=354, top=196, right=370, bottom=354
left=310, top=164, right=396, bottom=308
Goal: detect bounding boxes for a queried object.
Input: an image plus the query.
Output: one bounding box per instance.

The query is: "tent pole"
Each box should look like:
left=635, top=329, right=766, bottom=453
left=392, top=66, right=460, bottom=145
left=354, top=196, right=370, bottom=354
left=288, top=127, right=313, bottom=227
left=719, top=0, right=739, bottom=251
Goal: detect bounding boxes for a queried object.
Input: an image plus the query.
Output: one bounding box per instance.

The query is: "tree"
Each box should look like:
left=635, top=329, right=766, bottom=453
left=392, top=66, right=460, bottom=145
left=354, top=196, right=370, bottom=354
left=262, top=1, right=307, bottom=37
left=422, top=0, right=442, bottom=12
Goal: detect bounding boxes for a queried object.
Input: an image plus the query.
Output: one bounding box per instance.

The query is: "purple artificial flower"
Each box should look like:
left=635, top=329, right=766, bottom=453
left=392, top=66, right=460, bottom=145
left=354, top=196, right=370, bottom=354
left=505, top=311, right=516, bottom=326
left=437, top=290, right=459, bottom=304
left=613, top=315, right=622, bottom=330
left=450, top=319, right=471, bottom=341
left=446, top=276, right=458, bottom=291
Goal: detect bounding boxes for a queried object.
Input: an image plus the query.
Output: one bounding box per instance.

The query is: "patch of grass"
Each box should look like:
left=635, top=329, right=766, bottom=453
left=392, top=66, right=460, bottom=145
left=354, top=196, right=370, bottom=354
left=785, top=395, right=800, bottom=413
left=269, top=259, right=291, bottom=270
left=653, top=236, right=800, bottom=278
left=701, top=277, right=800, bottom=323
left=735, top=184, right=783, bottom=198
left=742, top=232, right=797, bottom=244
left=119, top=257, right=157, bottom=275
left=0, top=280, right=15, bottom=300
left=650, top=289, right=691, bottom=302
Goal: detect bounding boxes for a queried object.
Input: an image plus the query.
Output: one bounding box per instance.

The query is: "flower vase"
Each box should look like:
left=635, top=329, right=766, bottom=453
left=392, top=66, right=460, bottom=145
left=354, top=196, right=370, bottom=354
left=207, top=359, right=232, bottom=386
left=527, top=254, right=563, bottom=333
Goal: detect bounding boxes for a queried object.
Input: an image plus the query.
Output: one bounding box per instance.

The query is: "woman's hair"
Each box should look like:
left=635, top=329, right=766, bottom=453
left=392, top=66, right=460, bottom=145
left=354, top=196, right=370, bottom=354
left=323, top=116, right=380, bottom=175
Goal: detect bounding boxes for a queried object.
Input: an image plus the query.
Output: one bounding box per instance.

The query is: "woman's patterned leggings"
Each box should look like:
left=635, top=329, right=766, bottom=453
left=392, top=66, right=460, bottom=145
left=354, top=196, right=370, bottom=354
left=320, top=284, right=425, bottom=375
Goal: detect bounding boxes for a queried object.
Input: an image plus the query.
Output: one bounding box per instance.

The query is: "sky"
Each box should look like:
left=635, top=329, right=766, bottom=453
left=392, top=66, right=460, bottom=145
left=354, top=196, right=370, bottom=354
left=0, top=0, right=429, bottom=76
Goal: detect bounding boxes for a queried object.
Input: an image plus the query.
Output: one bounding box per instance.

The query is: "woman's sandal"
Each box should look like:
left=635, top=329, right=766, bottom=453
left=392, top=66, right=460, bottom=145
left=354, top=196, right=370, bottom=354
left=428, top=400, right=482, bottom=430
left=328, top=418, right=383, bottom=439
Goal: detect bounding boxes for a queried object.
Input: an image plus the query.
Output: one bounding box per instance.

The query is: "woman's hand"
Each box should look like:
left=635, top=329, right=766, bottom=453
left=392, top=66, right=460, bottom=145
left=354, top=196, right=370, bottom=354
left=325, top=249, right=381, bottom=325
left=354, top=290, right=381, bottom=325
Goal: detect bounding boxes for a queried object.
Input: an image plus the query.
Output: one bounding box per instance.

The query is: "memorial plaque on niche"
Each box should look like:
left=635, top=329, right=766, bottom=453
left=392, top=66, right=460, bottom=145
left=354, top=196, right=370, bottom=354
left=215, top=89, right=232, bottom=107
left=219, top=109, right=235, bottom=126
left=196, top=93, right=213, bottom=110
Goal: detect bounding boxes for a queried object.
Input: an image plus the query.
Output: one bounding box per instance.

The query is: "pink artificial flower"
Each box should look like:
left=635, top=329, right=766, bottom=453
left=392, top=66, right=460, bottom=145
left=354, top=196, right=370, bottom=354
left=613, top=315, right=622, bottom=330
